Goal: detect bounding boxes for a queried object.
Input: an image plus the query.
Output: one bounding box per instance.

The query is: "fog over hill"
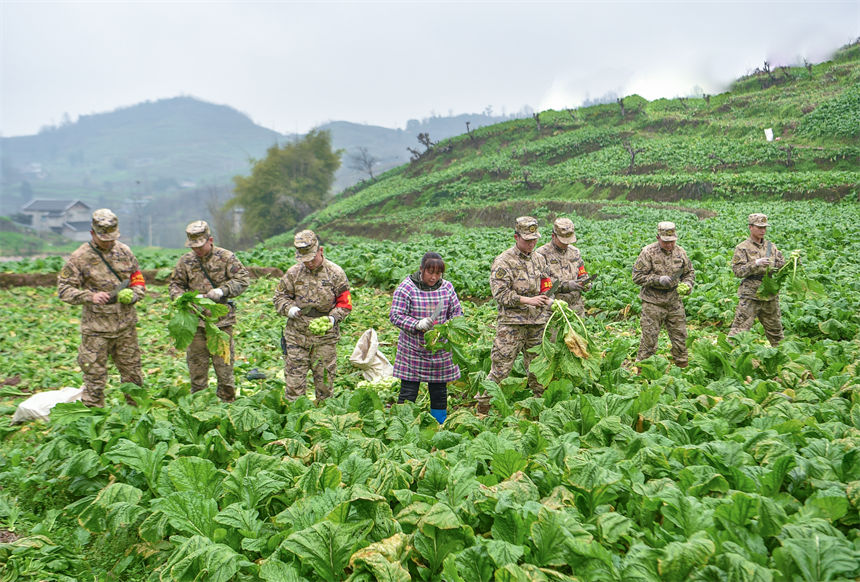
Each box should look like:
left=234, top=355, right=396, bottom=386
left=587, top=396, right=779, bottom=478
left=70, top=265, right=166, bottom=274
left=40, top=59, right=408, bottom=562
left=0, top=97, right=518, bottom=247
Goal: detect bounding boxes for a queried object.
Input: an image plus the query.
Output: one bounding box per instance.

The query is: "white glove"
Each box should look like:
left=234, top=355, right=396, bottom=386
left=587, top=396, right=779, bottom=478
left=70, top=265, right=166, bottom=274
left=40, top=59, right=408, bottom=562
left=328, top=316, right=335, bottom=325
left=415, top=317, right=434, bottom=331
left=288, top=306, right=302, bottom=319
left=206, top=288, right=224, bottom=301
left=658, top=275, right=673, bottom=288
left=755, top=257, right=771, bottom=267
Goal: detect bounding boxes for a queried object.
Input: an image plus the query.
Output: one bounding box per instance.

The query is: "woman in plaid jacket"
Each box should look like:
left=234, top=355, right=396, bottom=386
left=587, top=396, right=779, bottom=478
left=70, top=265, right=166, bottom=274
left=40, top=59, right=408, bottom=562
left=389, top=253, right=463, bottom=424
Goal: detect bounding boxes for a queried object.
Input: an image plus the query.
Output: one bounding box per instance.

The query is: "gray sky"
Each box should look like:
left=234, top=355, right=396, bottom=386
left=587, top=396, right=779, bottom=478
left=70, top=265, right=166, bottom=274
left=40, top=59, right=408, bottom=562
left=1, top=1, right=857, bottom=137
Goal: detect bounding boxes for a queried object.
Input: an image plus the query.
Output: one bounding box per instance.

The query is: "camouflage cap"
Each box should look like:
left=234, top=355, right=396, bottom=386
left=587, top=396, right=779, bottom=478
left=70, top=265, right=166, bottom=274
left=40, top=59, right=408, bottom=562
left=748, top=213, right=769, bottom=227
left=515, top=216, right=541, bottom=241
left=657, top=221, right=678, bottom=242
left=91, top=209, right=120, bottom=241
left=294, top=229, right=320, bottom=261
left=552, top=217, right=577, bottom=244
left=184, top=220, right=211, bottom=247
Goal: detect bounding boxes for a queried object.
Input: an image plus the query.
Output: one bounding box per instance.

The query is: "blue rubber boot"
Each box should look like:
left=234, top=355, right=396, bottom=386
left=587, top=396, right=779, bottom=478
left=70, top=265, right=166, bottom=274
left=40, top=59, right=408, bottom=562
left=430, top=408, right=447, bottom=425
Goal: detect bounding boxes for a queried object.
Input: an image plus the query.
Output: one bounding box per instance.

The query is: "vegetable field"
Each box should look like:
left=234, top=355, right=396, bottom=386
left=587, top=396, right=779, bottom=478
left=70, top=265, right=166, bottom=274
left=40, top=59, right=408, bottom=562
left=1, top=196, right=859, bottom=581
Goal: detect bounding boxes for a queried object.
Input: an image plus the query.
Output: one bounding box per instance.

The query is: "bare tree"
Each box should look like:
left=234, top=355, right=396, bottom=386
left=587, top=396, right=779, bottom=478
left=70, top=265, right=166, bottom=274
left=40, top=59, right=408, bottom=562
left=347, top=146, right=379, bottom=181
left=417, top=132, right=436, bottom=151
left=779, top=145, right=795, bottom=167
left=532, top=112, right=542, bottom=133
left=407, top=147, right=423, bottom=162
left=465, top=121, right=476, bottom=142
left=623, top=141, right=646, bottom=174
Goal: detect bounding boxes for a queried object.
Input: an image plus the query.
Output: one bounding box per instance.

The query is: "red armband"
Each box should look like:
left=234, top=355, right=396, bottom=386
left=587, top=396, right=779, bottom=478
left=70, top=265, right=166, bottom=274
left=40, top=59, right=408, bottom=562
left=335, top=289, right=352, bottom=310
left=130, top=270, right=146, bottom=287
left=577, top=265, right=587, bottom=277
left=540, top=278, right=552, bottom=293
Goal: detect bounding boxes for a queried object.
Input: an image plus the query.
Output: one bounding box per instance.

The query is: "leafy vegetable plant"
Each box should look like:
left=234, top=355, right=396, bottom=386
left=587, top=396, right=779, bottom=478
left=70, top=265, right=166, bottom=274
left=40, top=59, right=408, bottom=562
left=529, top=299, right=601, bottom=388
left=757, top=249, right=821, bottom=300
left=168, top=291, right=231, bottom=362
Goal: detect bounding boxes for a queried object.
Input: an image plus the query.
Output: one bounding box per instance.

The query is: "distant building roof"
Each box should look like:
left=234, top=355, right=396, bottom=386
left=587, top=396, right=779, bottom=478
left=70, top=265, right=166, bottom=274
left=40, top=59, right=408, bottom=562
left=63, top=221, right=92, bottom=232
left=21, top=199, right=91, bottom=213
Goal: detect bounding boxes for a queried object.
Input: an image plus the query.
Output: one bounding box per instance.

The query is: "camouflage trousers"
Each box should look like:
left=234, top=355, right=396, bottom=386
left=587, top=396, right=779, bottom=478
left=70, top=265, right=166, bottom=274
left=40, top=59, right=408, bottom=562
left=282, top=331, right=337, bottom=403
left=187, top=326, right=235, bottom=402
left=78, top=328, right=142, bottom=408
left=729, top=297, right=783, bottom=346
left=636, top=300, right=688, bottom=367
left=477, top=323, right=544, bottom=413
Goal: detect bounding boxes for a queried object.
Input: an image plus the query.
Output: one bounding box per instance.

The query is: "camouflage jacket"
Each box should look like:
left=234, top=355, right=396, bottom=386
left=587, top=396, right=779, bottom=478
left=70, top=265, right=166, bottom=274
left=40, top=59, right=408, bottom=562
left=169, top=247, right=250, bottom=327
left=273, top=258, right=352, bottom=340
left=632, top=242, right=695, bottom=306
left=490, top=246, right=552, bottom=325
left=536, top=242, right=591, bottom=304
left=732, top=237, right=786, bottom=300
left=58, top=241, right=146, bottom=336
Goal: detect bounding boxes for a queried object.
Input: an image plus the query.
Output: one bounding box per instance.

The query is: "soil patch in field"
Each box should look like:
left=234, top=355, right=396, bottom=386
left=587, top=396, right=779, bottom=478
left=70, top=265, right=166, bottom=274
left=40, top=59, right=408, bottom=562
left=0, top=529, right=19, bottom=543
left=433, top=200, right=619, bottom=229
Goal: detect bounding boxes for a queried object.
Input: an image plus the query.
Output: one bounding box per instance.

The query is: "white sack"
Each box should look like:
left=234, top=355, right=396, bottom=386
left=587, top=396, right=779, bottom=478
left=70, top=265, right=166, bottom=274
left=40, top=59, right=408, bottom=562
left=12, top=386, right=84, bottom=424
left=349, top=328, right=394, bottom=381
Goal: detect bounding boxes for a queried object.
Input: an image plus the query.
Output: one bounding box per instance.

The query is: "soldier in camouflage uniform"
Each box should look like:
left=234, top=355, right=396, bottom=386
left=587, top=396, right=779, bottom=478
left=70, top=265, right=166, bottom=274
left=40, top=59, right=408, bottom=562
left=57, top=209, right=146, bottom=407
left=632, top=221, right=695, bottom=368
left=728, top=213, right=786, bottom=346
left=273, top=230, right=352, bottom=402
left=169, top=221, right=249, bottom=402
left=477, top=217, right=553, bottom=414
left=536, top=217, right=591, bottom=318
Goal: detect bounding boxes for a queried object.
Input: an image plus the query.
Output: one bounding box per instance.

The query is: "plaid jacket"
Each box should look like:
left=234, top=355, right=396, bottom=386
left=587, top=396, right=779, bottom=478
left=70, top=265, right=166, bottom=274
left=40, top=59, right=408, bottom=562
left=390, top=276, right=463, bottom=382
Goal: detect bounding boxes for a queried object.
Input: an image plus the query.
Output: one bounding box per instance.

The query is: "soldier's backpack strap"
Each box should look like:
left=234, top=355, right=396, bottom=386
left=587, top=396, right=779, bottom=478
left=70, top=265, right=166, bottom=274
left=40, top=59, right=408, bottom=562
left=196, top=255, right=232, bottom=306
left=196, top=255, right=219, bottom=290
left=88, top=242, right=124, bottom=283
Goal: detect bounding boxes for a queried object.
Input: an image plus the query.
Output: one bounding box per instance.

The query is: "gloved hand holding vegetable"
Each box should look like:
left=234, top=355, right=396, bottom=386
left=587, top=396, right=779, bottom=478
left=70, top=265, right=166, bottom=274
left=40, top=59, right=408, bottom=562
left=755, top=257, right=772, bottom=267
left=206, top=288, right=224, bottom=301
left=415, top=317, right=434, bottom=331
left=288, top=306, right=301, bottom=319
left=565, top=280, right=583, bottom=292
left=658, top=275, right=674, bottom=288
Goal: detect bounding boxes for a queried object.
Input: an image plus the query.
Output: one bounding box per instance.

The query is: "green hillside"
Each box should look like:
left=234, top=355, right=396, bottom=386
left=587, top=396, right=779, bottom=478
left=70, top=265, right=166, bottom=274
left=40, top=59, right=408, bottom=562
left=298, top=43, right=858, bottom=244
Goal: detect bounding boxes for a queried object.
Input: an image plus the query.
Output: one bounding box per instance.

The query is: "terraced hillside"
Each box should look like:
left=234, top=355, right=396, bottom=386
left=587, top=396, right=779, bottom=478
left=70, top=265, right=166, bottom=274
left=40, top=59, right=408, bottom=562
left=298, top=43, right=858, bottom=244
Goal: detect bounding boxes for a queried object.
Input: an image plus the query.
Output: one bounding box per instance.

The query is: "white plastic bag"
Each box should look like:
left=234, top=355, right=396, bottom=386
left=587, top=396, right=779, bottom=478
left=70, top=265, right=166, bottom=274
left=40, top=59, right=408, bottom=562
left=349, top=328, right=394, bottom=381
left=12, top=386, right=84, bottom=424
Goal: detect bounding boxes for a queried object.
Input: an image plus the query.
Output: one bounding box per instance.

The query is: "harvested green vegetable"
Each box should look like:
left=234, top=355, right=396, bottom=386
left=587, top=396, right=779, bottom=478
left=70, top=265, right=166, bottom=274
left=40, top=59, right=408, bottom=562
left=117, top=288, right=134, bottom=304
left=677, top=282, right=691, bottom=296
left=757, top=249, right=818, bottom=300
left=168, top=291, right=231, bottom=362
left=309, top=316, right=333, bottom=335
left=530, top=299, right=601, bottom=387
